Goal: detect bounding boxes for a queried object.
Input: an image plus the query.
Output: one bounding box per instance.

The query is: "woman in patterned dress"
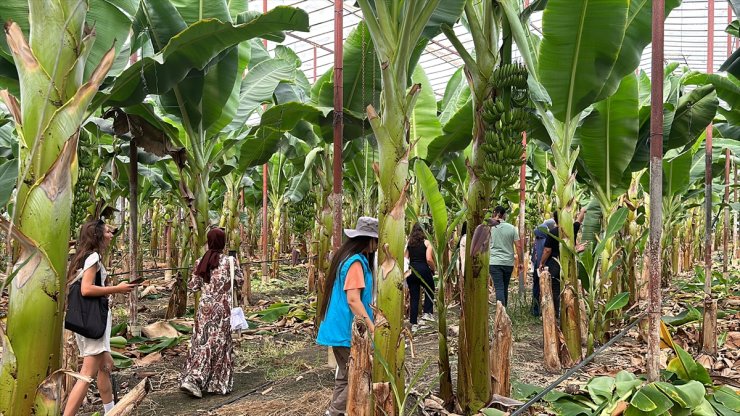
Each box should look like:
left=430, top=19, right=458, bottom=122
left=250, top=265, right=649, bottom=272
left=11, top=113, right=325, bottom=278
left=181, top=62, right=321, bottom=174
left=180, top=228, right=243, bottom=398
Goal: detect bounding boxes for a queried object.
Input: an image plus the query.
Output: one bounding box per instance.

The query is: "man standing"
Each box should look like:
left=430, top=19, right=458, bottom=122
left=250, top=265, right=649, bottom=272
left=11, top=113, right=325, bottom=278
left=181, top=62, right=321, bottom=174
left=531, top=218, right=556, bottom=316
left=538, top=207, right=587, bottom=316
left=489, top=206, right=523, bottom=306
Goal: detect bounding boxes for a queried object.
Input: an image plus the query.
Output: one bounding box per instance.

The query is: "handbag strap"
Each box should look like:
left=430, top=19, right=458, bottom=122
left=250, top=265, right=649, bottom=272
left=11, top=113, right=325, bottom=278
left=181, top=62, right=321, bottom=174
left=228, top=256, right=236, bottom=306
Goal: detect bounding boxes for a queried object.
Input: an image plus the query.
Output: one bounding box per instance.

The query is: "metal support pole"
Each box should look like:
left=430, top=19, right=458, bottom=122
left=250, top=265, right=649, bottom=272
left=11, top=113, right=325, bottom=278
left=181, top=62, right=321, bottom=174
left=647, top=0, right=665, bottom=382
left=332, top=0, right=344, bottom=250
left=724, top=148, right=730, bottom=277
left=518, top=133, right=527, bottom=293
left=262, top=0, right=269, bottom=280
left=313, top=46, right=318, bottom=82
left=702, top=0, right=718, bottom=355
left=128, top=140, right=140, bottom=337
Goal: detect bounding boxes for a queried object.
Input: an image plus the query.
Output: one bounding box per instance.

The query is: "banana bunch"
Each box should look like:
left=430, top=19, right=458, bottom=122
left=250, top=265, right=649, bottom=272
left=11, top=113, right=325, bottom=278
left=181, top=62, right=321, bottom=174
left=478, top=62, right=532, bottom=185
left=492, top=63, right=528, bottom=90
left=71, top=133, right=98, bottom=233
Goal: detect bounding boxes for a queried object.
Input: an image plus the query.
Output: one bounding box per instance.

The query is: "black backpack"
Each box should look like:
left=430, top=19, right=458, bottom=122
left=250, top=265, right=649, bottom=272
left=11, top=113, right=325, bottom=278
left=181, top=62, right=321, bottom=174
left=64, top=266, right=109, bottom=339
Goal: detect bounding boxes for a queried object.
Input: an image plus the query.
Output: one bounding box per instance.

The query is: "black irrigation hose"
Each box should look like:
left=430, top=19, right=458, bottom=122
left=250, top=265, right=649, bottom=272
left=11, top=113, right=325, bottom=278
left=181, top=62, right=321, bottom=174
left=510, top=310, right=648, bottom=416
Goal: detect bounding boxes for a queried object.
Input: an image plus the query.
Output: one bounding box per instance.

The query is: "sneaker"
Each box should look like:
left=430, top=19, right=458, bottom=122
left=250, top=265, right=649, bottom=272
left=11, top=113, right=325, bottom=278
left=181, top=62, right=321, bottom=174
left=180, top=381, right=202, bottom=398
left=411, top=324, right=419, bottom=333
left=421, top=313, right=435, bottom=322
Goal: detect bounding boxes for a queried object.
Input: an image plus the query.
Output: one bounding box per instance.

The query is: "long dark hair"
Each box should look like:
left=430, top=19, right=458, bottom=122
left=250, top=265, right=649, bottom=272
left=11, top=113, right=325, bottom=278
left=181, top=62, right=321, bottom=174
left=317, top=236, right=376, bottom=321
left=67, top=219, right=108, bottom=281
left=408, top=223, right=425, bottom=247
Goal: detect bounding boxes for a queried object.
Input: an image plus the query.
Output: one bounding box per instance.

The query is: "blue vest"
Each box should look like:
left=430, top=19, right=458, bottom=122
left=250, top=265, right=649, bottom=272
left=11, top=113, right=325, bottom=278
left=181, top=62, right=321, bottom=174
left=316, top=254, right=374, bottom=347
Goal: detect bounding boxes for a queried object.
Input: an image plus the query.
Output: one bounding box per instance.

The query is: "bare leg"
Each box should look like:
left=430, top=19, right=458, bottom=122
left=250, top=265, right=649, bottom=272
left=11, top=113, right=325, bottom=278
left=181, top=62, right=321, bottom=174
left=63, top=355, right=101, bottom=416
left=97, top=353, right=114, bottom=405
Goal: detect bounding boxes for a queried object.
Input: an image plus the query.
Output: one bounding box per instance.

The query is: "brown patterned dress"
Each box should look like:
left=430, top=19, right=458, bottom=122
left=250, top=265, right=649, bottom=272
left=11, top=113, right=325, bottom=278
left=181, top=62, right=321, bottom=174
left=182, top=255, right=244, bottom=394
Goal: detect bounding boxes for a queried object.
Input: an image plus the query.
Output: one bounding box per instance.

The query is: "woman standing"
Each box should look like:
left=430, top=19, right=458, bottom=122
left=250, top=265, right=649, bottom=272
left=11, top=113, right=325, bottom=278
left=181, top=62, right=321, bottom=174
left=406, top=223, right=436, bottom=331
left=316, top=217, right=378, bottom=416
left=180, top=227, right=243, bottom=398
left=64, top=220, right=136, bottom=416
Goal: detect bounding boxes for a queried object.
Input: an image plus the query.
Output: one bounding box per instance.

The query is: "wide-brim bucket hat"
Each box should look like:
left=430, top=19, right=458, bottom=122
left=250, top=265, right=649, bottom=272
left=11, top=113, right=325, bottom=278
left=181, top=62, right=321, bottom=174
left=344, top=216, right=379, bottom=239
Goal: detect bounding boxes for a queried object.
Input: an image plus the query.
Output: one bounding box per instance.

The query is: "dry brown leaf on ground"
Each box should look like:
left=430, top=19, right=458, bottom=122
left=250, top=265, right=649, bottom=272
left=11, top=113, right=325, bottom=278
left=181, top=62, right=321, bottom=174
left=142, top=321, right=179, bottom=339
left=134, top=352, right=162, bottom=367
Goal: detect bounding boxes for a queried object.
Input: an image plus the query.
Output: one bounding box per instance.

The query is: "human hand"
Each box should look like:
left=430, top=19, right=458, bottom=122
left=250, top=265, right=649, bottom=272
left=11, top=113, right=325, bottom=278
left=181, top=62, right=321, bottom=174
left=115, top=282, right=136, bottom=294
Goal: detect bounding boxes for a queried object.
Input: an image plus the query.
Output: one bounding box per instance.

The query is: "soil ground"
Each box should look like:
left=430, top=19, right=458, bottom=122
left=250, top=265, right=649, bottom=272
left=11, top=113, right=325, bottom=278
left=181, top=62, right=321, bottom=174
left=2, top=254, right=737, bottom=416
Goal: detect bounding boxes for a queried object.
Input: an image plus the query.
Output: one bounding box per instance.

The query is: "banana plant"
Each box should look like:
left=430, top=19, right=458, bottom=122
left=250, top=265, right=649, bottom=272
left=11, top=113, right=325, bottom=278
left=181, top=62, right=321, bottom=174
left=0, top=0, right=137, bottom=412
left=438, top=1, right=533, bottom=409
left=414, top=161, right=466, bottom=408
left=503, top=0, right=681, bottom=360
left=98, top=1, right=309, bottom=253
left=353, top=0, right=465, bottom=399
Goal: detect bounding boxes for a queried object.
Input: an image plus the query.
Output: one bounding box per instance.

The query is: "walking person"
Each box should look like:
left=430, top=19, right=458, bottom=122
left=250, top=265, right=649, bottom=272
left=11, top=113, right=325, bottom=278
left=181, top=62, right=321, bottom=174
left=531, top=218, right=556, bottom=316
left=180, top=227, right=244, bottom=398
left=489, top=206, right=523, bottom=307
left=316, top=217, right=378, bottom=416
left=538, top=207, right=586, bottom=316
left=405, top=223, right=436, bottom=331
left=64, top=220, right=137, bottom=416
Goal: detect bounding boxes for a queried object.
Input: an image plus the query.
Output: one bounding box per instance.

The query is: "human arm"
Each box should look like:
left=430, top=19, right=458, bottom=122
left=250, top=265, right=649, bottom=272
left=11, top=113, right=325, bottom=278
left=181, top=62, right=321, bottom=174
left=425, top=240, right=436, bottom=272
left=80, top=266, right=134, bottom=296
left=188, top=259, right=203, bottom=291
left=345, top=263, right=374, bottom=333
left=538, top=247, right=552, bottom=271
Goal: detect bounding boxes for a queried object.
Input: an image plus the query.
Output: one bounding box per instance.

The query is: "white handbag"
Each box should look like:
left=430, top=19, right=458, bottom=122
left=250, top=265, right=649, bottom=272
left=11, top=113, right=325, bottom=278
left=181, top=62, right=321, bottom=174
left=228, top=257, right=249, bottom=331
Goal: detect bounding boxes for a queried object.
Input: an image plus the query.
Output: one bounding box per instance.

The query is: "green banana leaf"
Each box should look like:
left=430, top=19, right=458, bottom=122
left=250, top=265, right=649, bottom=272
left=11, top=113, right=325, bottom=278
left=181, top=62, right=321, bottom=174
left=575, top=73, right=639, bottom=200
left=0, top=158, right=17, bottom=208
left=94, top=6, right=309, bottom=110
left=538, top=0, right=629, bottom=122
left=438, top=67, right=471, bottom=125
left=414, top=161, right=448, bottom=248
left=410, top=66, right=443, bottom=160
left=284, top=147, right=323, bottom=203
left=0, top=0, right=138, bottom=79
left=424, top=100, right=473, bottom=163
left=663, top=150, right=694, bottom=198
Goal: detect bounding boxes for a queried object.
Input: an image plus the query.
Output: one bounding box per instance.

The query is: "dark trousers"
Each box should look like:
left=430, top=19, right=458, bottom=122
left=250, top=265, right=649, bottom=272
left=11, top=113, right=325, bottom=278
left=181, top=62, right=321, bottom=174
left=490, top=265, right=514, bottom=306
left=532, top=266, right=541, bottom=316
left=407, top=264, right=434, bottom=324
left=328, top=347, right=350, bottom=416
left=545, top=258, right=562, bottom=317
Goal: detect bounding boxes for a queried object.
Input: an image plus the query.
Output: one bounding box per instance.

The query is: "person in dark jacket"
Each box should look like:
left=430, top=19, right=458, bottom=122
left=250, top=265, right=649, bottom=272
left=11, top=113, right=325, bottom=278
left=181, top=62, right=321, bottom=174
left=531, top=218, right=556, bottom=316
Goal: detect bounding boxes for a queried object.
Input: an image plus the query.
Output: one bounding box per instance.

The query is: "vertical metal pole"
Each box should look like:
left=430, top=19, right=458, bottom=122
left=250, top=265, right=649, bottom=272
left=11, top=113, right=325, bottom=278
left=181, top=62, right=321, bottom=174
left=702, top=0, right=718, bottom=355
left=332, top=0, right=344, bottom=249
left=313, top=46, right=318, bottom=82
left=261, top=0, right=270, bottom=279
left=705, top=0, right=715, bottom=297
left=128, top=140, right=140, bottom=336
left=734, top=162, right=738, bottom=262
left=647, top=0, right=665, bottom=382
left=518, top=133, right=527, bottom=293
left=514, top=0, right=528, bottom=299
left=729, top=4, right=734, bottom=58
left=724, top=148, right=730, bottom=276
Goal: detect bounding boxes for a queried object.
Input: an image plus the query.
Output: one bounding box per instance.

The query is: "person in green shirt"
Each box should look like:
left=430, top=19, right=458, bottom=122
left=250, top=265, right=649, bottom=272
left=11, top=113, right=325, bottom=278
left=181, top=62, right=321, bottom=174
left=489, top=206, right=523, bottom=306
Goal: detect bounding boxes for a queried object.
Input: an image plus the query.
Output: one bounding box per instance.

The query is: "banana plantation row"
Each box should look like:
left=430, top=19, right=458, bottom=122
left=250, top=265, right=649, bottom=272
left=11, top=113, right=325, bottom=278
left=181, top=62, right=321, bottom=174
left=0, top=0, right=738, bottom=415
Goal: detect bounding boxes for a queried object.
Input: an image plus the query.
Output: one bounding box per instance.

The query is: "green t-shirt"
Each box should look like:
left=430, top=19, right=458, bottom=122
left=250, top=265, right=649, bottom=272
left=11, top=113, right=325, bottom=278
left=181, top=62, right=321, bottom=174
left=489, top=221, right=519, bottom=266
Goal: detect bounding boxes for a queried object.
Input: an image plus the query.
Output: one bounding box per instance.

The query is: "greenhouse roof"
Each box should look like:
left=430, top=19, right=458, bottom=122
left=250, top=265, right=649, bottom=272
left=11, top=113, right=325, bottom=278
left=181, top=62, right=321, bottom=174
left=250, top=0, right=737, bottom=97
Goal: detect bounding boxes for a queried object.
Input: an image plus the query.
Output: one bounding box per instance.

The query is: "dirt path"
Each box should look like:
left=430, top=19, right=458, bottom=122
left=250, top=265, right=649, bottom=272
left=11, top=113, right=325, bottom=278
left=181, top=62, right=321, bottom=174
left=72, top=262, right=738, bottom=415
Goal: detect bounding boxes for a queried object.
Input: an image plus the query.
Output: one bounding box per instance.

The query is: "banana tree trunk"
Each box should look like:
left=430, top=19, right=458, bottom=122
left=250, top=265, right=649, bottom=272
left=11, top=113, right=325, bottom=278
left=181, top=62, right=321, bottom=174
left=457, top=111, right=492, bottom=413
left=0, top=12, right=114, bottom=414
left=550, top=142, right=583, bottom=361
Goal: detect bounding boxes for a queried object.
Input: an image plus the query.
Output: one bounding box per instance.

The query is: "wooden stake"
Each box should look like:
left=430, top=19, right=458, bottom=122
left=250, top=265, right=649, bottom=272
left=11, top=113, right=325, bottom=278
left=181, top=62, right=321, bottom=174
left=347, top=319, right=372, bottom=416
left=701, top=298, right=718, bottom=354
left=106, top=378, right=151, bottom=416
left=539, top=270, right=561, bottom=373
left=490, top=301, right=512, bottom=396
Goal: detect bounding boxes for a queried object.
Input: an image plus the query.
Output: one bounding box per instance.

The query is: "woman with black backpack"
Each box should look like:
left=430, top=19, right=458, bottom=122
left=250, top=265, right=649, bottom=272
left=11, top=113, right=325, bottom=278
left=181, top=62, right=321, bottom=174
left=64, top=220, right=136, bottom=416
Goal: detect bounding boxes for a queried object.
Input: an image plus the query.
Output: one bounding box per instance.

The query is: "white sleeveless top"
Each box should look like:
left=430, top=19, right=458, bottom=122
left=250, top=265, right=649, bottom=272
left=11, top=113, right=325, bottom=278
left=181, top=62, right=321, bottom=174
left=74, top=252, right=112, bottom=356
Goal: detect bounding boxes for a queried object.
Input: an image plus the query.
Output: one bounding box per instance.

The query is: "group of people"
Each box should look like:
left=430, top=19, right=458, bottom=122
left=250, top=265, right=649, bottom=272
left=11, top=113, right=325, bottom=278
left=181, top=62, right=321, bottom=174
left=63, top=205, right=584, bottom=416
left=63, top=220, right=243, bottom=415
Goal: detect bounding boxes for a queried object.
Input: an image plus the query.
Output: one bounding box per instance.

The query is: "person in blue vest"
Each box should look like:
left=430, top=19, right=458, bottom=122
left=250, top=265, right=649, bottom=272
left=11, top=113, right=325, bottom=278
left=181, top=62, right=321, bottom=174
left=316, top=216, right=378, bottom=416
